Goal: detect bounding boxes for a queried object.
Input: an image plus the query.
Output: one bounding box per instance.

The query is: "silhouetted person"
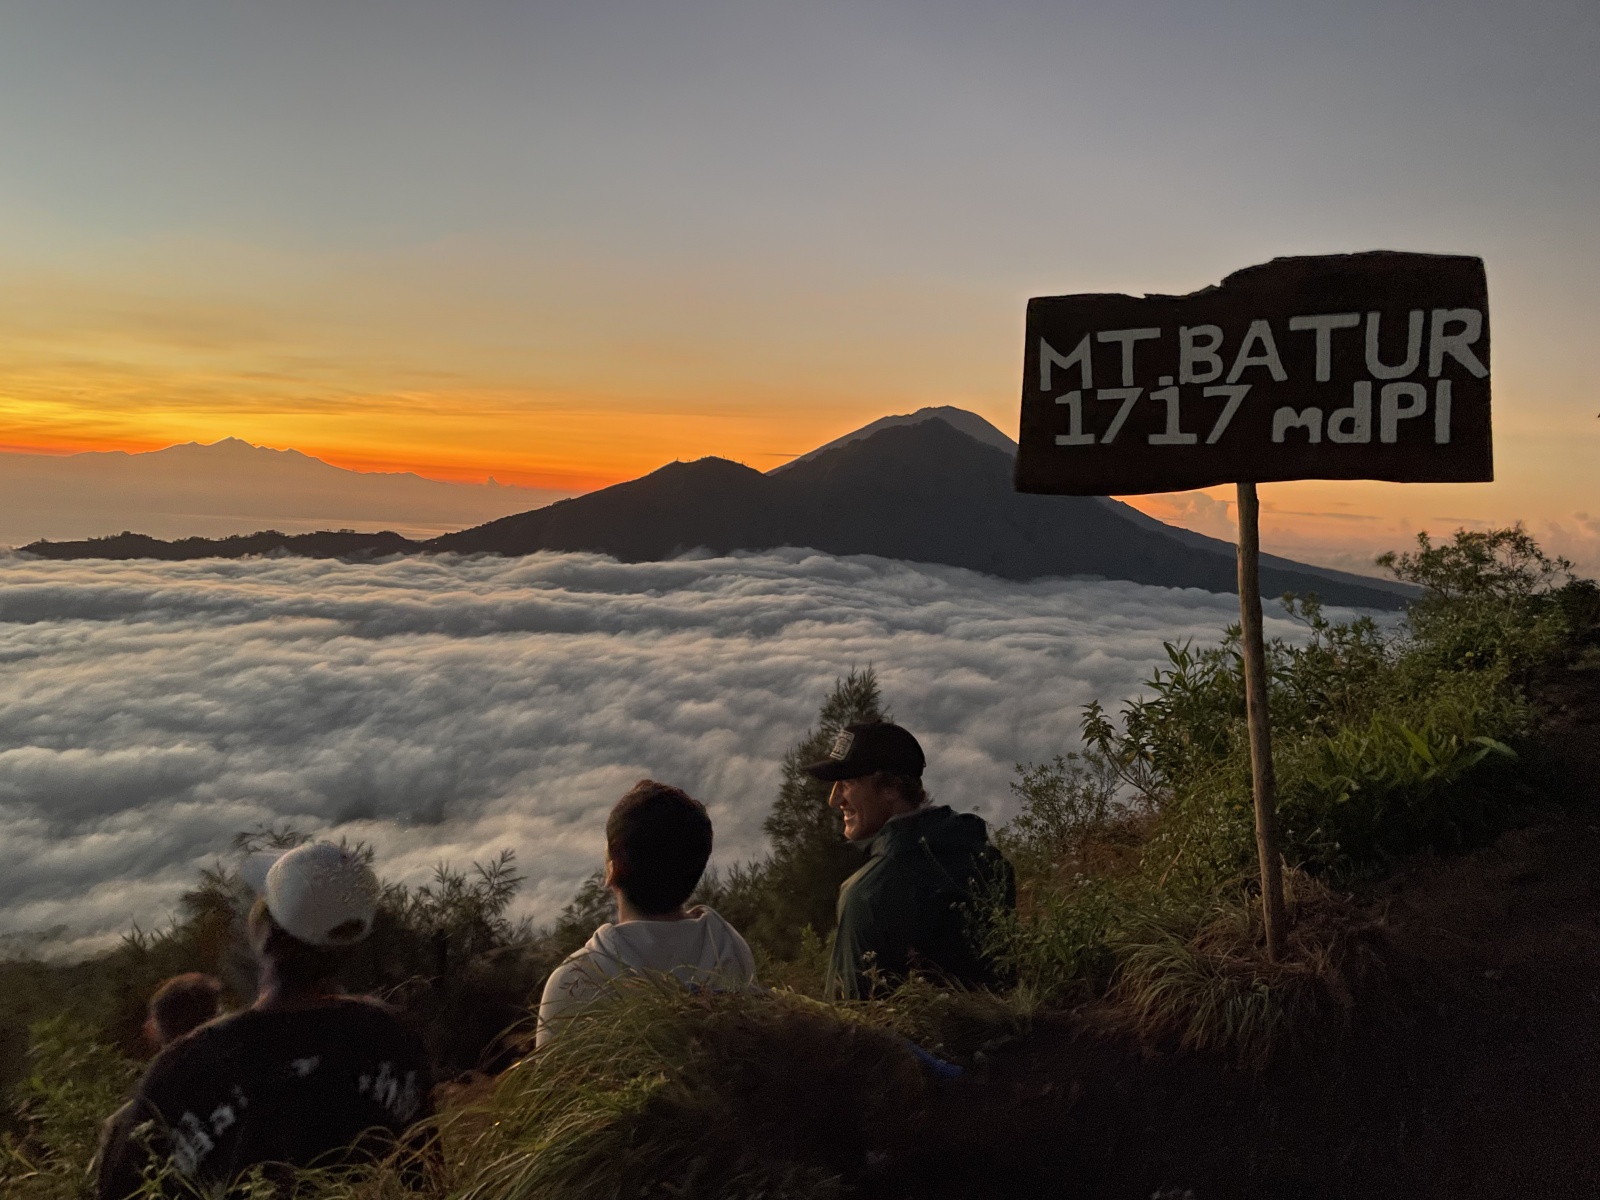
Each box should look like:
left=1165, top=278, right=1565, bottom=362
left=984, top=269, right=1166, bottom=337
left=143, top=972, right=223, bottom=1047
left=537, top=780, right=756, bottom=1046
left=97, top=843, right=432, bottom=1199
left=808, top=722, right=1015, bottom=1000
left=93, top=973, right=226, bottom=1183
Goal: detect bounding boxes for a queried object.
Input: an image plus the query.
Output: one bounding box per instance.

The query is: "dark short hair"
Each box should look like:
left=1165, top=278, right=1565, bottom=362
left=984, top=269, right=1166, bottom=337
left=247, top=897, right=345, bottom=988
left=606, top=780, right=714, bottom=916
left=147, top=973, right=222, bottom=1044
left=870, top=771, right=928, bottom=809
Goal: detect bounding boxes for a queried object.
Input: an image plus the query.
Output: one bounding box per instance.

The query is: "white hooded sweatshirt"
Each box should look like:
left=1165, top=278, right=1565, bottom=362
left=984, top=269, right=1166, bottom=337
left=535, top=905, right=756, bottom=1046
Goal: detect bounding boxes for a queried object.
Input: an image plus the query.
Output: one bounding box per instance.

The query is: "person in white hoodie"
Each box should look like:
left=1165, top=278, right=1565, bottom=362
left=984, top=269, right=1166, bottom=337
left=536, top=779, right=756, bottom=1046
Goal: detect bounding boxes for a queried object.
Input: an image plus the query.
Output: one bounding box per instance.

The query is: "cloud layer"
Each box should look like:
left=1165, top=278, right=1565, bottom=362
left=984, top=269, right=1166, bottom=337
left=0, top=550, right=1348, bottom=957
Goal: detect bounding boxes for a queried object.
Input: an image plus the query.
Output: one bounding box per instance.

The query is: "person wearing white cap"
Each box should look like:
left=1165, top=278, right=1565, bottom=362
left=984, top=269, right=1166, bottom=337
left=97, top=842, right=433, bottom=1200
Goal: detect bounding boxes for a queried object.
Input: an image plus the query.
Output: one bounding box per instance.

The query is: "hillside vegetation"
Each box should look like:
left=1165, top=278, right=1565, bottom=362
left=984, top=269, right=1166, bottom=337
left=3, top=526, right=1597, bottom=1199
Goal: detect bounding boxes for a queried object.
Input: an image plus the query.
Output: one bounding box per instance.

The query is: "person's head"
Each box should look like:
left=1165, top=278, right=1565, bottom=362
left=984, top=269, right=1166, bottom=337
left=144, top=973, right=222, bottom=1047
left=805, top=722, right=928, bottom=841
left=604, top=780, right=714, bottom=917
left=242, top=841, right=381, bottom=997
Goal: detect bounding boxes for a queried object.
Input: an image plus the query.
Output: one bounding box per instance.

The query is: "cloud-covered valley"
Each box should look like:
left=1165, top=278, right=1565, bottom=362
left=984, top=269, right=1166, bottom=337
left=0, top=550, right=1351, bottom=957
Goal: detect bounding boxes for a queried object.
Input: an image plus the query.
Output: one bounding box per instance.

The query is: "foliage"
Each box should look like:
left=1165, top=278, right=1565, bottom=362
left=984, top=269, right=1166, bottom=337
left=995, top=752, right=1124, bottom=881
left=0, top=847, right=554, bottom=1115
left=990, top=526, right=1593, bottom=1062
left=1377, top=524, right=1576, bottom=681
left=8, top=526, right=1596, bottom=1196
left=0, top=1018, right=139, bottom=1200
left=750, top=668, right=886, bottom=958
left=1108, top=871, right=1384, bottom=1070
left=698, top=668, right=886, bottom=966
left=451, top=982, right=930, bottom=1200
left=548, top=869, right=615, bottom=958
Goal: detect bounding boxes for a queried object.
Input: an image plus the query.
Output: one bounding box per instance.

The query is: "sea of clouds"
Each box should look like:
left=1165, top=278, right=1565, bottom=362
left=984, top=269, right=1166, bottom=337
left=0, top=549, right=1363, bottom=959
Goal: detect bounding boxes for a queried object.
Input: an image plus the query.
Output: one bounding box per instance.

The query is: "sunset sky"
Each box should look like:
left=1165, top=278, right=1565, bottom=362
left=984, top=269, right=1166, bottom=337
left=0, top=0, right=1595, bottom=572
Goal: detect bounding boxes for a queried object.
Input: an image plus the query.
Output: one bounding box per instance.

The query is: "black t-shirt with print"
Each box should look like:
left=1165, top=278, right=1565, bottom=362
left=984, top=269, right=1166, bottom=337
left=98, top=996, right=432, bottom=1199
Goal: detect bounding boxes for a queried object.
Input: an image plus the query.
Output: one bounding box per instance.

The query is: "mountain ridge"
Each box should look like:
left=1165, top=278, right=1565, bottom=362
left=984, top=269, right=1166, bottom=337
left=22, top=416, right=1409, bottom=609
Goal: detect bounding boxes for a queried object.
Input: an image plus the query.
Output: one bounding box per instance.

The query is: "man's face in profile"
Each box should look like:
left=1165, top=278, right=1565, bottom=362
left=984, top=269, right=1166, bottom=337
left=828, top=776, right=904, bottom=841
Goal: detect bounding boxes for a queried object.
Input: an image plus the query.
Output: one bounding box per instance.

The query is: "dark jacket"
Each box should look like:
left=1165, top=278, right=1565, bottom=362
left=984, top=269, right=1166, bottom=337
left=97, top=996, right=432, bottom=1199
left=825, top=805, right=1015, bottom=1000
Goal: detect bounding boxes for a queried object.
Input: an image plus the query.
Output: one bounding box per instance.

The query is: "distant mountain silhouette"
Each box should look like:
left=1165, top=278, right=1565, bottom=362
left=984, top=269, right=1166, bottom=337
left=778, top=409, right=1411, bottom=603
left=773, top=405, right=1020, bottom=471
left=429, top=418, right=1405, bottom=608
left=22, top=529, right=421, bottom=562
left=22, top=414, right=1408, bottom=609
left=0, top=437, right=569, bottom=545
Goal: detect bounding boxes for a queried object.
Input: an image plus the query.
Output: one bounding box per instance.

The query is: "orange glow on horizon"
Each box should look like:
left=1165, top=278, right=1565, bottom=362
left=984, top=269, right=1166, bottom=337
left=0, top=394, right=863, bottom=493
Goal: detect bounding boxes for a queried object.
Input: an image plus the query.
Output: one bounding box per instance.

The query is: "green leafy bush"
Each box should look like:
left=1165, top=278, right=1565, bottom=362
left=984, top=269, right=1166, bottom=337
left=992, top=526, right=1591, bottom=1059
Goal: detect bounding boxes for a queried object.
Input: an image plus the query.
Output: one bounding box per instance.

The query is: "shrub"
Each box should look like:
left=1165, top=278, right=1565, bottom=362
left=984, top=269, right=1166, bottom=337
left=1377, top=524, right=1576, bottom=681
left=989, top=526, right=1592, bottom=1059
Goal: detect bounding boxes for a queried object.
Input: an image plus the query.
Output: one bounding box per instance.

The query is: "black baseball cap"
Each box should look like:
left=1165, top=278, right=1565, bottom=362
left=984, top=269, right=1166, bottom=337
left=805, top=722, right=926, bottom=782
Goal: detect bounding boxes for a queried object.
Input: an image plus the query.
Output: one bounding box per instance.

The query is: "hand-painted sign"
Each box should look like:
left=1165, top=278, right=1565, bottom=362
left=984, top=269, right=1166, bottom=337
left=1014, top=252, right=1490, bottom=496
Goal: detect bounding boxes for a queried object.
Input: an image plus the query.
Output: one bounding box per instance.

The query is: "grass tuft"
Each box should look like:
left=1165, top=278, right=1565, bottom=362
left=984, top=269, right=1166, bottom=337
left=438, top=981, right=933, bottom=1200
left=1108, top=872, right=1384, bottom=1070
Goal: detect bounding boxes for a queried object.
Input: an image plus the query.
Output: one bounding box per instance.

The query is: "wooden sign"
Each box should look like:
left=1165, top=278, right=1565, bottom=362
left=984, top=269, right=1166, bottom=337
left=1014, top=249, right=1494, bottom=963
left=1015, top=251, right=1491, bottom=497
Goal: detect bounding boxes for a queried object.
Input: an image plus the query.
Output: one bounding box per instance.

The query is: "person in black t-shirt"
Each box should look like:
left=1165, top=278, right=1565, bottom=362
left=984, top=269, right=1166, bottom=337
left=97, top=843, right=433, bottom=1199
left=92, top=973, right=225, bottom=1182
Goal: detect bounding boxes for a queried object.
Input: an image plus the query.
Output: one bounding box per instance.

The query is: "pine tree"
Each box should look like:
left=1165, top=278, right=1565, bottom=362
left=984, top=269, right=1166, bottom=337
left=747, top=667, right=886, bottom=957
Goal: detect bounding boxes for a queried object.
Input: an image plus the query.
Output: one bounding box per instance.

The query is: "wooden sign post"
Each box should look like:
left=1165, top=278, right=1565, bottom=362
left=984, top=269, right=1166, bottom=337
left=1014, top=251, right=1492, bottom=960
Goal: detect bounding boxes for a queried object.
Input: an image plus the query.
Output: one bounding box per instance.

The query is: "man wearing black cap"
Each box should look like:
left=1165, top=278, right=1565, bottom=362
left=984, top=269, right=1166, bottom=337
left=807, top=722, right=1014, bottom=1000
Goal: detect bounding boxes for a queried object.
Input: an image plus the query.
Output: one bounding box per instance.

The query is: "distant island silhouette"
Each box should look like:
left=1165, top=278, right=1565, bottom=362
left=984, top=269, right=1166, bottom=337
left=0, top=436, right=569, bottom=545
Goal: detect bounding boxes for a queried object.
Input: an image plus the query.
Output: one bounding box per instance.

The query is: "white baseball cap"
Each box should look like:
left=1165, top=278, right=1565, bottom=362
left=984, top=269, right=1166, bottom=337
left=240, top=842, right=381, bottom=948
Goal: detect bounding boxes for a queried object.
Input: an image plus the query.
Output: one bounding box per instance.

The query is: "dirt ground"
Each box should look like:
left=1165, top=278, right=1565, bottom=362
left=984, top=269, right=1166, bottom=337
left=892, top=657, right=1600, bottom=1200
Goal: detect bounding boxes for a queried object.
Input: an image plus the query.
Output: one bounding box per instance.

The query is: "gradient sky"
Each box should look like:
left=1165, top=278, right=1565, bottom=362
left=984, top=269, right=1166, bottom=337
left=0, top=0, right=1595, bottom=570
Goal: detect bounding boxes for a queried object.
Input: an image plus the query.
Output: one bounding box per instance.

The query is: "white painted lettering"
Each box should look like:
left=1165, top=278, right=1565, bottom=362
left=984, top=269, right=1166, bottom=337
left=1179, top=325, right=1225, bottom=384
left=1428, top=308, right=1488, bottom=378
left=1147, top=386, right=1197, bottom=445
left=1040, top=335, right=1093, bottom=391
left=1272, top=406, right=1323, bottom=443
left=1364, top=310, right=1424, bottom=379
left=1379, top=382, right=1428, bottom=442
left=1096, top=327, right=1161, bottom=386
left=1434, top=379, right=1452, bottom=443
left=1287, top=312, right=1360, bottom=382
left=172, top=1111, right=215, bottom=1177
left=1327, top=381, right=1372, bottom=444
left=1096, top=388, right=1143, bottom=444
left=1226, top=320, right=1288, bottom=383
left=1203, top=385, right=1249, bottom=444
left=1053, top=391, right=1095, bottom=446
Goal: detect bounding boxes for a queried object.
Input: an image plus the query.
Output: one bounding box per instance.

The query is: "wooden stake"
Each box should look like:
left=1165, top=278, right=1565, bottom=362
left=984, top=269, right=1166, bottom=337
left=1235, top=481, right=1288, bottom=961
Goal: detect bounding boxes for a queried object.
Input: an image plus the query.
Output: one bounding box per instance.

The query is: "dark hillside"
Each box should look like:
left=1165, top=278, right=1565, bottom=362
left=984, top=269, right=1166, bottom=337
left=902, top=656, right=1600, bottom=1200
left=20, top=528, right=418, bottom=561
left=432, top=420, right=1405, bottom=608
left=431, top=455, right=780, bottom=559
left=772, top=418, right=1388, bottom=601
